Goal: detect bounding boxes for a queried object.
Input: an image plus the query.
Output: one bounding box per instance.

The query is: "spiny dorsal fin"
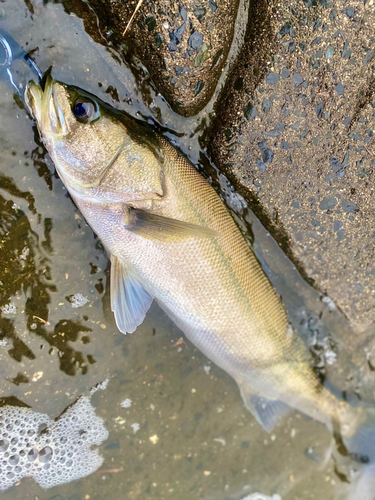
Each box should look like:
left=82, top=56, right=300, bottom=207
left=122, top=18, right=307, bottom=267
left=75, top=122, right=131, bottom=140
left=110, top=255, right=153, bottom=334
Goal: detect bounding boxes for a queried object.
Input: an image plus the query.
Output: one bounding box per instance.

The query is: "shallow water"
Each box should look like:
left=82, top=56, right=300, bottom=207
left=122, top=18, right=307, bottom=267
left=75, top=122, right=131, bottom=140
left=0, top=1, right=374, bottom=499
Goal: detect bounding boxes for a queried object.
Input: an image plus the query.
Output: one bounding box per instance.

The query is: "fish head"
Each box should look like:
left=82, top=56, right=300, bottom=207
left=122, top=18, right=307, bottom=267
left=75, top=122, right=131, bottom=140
left=25, top=76, right=164, bottom=202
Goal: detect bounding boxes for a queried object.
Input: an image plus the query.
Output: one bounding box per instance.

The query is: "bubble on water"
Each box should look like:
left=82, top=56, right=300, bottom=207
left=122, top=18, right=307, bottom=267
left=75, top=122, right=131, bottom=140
left=19, top=247, right=30, bottom=260
left=324, top=348, right=337, bottom=365
left=0, top=396, right=108, bottom=490
left=1, top=303, right=16, bottom=316
left=39, top=447, right=52, bottom=463
left=321, top=295, right=336, bottom=311
left=131, top=423, right=140, bottom=434
left=8, top=455, right=19, bottom=466
left=0, top=440, right=9, bottom=452
left=27, top=449, right=38, bottom=462
left=89, top=377, right=110, bottom=395
left=120, top=398, right=132, bottom=409
left=70, top=293, right=89, bottom=309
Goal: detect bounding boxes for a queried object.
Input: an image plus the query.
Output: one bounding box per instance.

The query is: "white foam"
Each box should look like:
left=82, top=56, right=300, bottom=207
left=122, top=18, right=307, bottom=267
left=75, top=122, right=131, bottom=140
left=70, top=293, right=89, bottom=308
left=131, top=423, right=140, bottom=434
left=0, top=396, right=108, bottom=490
left=121, top=398, right=132, bottom=408
left=1, top=303, right=16, bottom=316
left=90, top=377, right=110, bottom=394
left=20, top=247, right=30, bottom=260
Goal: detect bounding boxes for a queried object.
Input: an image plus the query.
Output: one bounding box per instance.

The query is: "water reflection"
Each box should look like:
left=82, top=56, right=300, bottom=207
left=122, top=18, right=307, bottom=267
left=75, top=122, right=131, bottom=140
left=40, top=319, right=94, bottom=376
left=30, top=126, right=54, bottom=190
left=0, top=176, right=96, bottom=377
left=0, top=181, right=44, bottom=363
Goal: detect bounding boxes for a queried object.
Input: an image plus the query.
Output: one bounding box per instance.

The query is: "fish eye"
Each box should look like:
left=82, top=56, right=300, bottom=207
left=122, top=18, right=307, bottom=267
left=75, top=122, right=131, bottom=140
left=72, top=97, right=99, bottom=124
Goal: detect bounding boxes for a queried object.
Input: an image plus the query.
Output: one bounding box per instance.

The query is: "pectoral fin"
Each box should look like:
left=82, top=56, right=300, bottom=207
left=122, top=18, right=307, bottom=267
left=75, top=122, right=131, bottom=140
left=126, top=208, right=216, bottom=241
left=237, top=380, right=291, bottom=432
left=110, top=255, right=153, bottom=334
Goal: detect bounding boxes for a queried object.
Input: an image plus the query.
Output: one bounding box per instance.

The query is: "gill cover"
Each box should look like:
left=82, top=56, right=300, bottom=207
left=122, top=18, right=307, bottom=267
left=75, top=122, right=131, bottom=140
left=26, top=78, right=168, bottom=202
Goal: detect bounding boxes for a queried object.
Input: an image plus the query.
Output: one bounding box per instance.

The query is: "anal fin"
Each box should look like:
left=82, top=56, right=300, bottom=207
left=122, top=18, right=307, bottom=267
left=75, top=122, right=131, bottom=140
left=238, top=380, right=291, bottom=432
left=110, top=255, right=153, bottom=334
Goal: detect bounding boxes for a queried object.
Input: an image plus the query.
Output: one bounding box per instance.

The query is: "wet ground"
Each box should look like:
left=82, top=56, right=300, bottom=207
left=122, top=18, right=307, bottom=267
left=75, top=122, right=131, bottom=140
left=0, top=1, right=375, bottom=499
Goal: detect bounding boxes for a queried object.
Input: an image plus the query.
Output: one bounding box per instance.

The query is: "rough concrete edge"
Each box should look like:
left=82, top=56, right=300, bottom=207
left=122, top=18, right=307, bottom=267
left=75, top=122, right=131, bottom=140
left=205, top=0, right=345, bottom=295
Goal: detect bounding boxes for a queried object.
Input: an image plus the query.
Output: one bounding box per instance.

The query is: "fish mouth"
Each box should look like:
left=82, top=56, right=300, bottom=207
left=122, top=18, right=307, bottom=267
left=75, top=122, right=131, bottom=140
left=25, top=75, right=68, bottom=137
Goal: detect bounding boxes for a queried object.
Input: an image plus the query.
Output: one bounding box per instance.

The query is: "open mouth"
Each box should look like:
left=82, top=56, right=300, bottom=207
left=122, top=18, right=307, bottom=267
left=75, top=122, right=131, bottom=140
left=25, top=79, right=43, bottom=124
left=25, top=75, right=67, bottom=136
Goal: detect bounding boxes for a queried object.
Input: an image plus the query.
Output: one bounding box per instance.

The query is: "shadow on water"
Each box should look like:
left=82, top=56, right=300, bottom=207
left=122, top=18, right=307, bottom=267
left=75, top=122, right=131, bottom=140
left=30, top=125, right=54, bottom=190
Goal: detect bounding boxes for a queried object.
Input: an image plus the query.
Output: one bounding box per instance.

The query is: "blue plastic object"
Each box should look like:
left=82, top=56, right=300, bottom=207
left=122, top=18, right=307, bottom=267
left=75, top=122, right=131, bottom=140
left=0, top=27, right=42, bottom=97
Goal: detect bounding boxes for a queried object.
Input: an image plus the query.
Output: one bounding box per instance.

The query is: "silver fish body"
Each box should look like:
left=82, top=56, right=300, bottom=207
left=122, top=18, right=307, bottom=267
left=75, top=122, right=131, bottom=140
left=25, top=77, right=364, bottom=435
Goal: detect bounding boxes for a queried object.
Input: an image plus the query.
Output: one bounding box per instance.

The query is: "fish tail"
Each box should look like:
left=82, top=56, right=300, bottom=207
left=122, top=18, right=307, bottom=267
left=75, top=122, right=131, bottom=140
left=342, top=407, right=375, bottom=464
left=346, top=463, right=375, bottom=500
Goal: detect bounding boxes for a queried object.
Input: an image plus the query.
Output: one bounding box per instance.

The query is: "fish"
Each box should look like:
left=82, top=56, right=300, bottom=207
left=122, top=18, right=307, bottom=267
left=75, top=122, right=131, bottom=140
left=25, top=76, right=375, bottom=455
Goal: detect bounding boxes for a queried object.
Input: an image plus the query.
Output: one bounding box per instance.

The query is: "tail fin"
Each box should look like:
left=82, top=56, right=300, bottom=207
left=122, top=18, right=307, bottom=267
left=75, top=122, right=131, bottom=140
left=346, top=464, right=375, bottom=500
left=343, top=408, right=375, bottom=464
